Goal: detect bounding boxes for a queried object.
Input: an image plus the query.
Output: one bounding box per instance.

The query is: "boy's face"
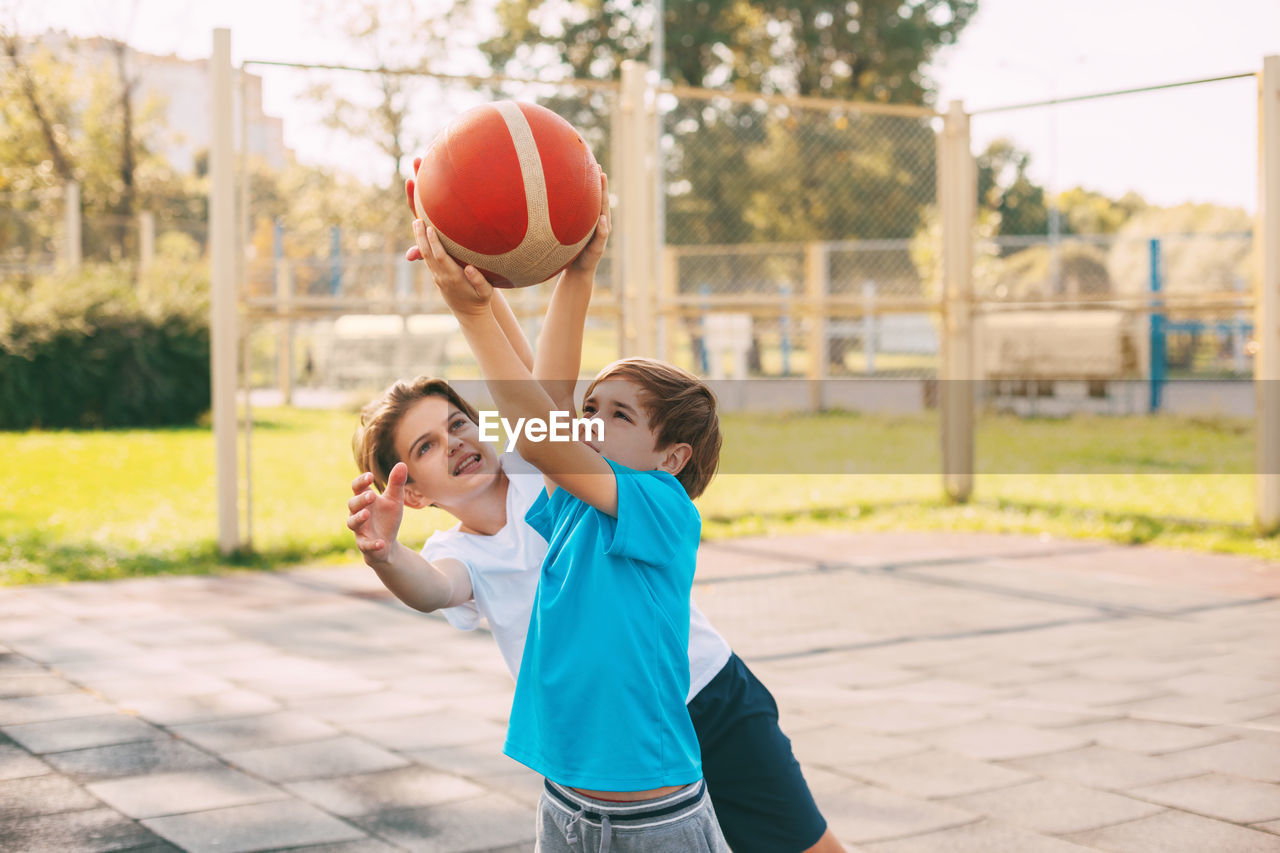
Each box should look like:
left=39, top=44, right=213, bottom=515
left=394, top=395, right=500, bottom=508
left=581, top=378, right=683, bottom=475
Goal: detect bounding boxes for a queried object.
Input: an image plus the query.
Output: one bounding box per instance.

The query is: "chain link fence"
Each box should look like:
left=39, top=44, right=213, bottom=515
left=969, top=73, right=1257, bottom=415
left=238, top=65, right=621, bottom=397
left=659, top=92, right=941, bottom=381
left=0, top=186, right=66, bottom=276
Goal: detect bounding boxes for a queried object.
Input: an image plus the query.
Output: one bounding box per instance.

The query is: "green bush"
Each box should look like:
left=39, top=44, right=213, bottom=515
left=0, top=259, right=211, bottom=429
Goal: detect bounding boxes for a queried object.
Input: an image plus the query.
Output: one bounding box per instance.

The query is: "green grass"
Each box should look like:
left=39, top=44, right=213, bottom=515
left=1, top=407, right=1276, bottom=586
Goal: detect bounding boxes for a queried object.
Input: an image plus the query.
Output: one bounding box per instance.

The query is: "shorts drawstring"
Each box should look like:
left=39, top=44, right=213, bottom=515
left=563, top=806, right=612, bottom=852
left=565, top=807, right=584, bottom=845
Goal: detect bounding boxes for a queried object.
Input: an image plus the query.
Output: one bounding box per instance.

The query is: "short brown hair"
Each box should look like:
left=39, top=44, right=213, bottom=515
left=584, top=357, right=721, bottom=499
left=352, top=377, right=480, bottom=492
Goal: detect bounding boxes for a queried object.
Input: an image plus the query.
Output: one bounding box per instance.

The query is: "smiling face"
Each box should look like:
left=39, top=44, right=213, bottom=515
left=393, top=394, right=501, bottom=509
left=581, top=378, right=689, bottom=477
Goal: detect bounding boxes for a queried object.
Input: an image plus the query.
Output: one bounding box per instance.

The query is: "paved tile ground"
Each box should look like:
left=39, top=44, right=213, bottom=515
left=1, top=531, right=1278, bottom=852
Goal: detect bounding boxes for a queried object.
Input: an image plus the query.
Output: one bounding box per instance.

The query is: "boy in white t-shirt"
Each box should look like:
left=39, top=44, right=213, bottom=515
left=346, top=174, right=844, bottom=853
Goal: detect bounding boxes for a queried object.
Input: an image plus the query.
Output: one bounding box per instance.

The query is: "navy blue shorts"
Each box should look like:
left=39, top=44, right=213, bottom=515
left=688, top=653, right=828, bottom=853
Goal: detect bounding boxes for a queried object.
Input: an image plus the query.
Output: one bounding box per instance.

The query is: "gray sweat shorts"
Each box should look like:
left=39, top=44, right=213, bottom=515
left=537, top=779, right=730, bottom=853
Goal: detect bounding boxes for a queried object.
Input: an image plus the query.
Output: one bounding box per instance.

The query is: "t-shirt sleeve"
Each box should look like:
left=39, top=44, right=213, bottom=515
left=421, top=538, right=481, bottom=631
left=601, top=458, right=700, bottom=567
left=524, top=486, right=555, bottom=541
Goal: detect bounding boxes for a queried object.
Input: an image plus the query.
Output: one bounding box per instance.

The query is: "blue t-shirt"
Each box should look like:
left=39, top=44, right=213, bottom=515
left=503, top=458, right=703, bottom=791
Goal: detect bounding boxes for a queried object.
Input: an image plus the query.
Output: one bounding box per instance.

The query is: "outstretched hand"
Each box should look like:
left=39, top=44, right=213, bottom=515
left=411, top=219, right=494, bottom=316
left=347, top=463, right=408, bottom=567
left=568, top=171, right=611, bottom=274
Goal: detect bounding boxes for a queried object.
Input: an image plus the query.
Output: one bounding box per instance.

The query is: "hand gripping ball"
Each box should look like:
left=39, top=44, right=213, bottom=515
left=410, top=101, right=602, bottom=288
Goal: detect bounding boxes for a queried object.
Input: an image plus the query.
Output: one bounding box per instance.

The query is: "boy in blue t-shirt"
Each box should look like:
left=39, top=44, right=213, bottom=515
left=413, top=216, right=729, bottom=851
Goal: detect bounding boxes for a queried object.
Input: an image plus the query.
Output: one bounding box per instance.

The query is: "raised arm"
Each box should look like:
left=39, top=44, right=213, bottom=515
left=534, top=172, right=610, bottom=412
left=415, top=220, right=619, bottom=515
left=346, top=463, right=473, bottom=611
left=405, top=164, right=533, bottom=371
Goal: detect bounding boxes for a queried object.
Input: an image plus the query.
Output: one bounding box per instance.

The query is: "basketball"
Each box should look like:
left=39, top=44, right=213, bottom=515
left=410, top=101, right=602, bottom=288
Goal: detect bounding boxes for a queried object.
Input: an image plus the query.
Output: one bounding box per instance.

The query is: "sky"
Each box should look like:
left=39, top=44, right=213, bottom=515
left=11, top=0, right=1280, bottom=211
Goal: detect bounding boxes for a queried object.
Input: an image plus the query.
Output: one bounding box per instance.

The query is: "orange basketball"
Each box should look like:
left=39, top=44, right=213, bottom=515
left=411, top=101, right=601, bottom=288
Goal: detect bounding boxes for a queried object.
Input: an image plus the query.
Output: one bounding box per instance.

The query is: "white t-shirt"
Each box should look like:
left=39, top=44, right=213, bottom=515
left=423, top=452, right=733, bottom=701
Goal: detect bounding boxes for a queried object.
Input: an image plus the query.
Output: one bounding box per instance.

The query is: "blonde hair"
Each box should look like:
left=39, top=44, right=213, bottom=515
left=584, top=358, right=721, bottom=499
left=352, top=377, right=480, bottom=491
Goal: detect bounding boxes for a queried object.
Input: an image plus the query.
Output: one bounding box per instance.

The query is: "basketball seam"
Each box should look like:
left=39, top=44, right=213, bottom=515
left=436, top=103, right=594, bottom=285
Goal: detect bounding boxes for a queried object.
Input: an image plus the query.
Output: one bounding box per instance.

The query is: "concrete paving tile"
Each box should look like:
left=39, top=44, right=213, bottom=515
left=1123, top=693, right=1280, bottom=727
left=121, top=690, right=283, bottom=726
left=816, top=779, right=975, bottom=844
left=935, top=658, right=1059, bottom=688
left=845, top=749, right=1032, bottom=799
left=6, top=632, right=147, bottom=665
left=0, top=691, right=118, bottom=725
left=1070, top=656, right=1201, bottom=682
left=1064, top=718, right=1235, bottom=755
left=767, top=656, right=923, bottom=690
left=287, top=690, right=444, bottom=724
left=1066, top=809, right=1280, bottom=853
left=441, top=691, right=516, bottom=725
left=835, top=700, right=986, bottom=735
left=0, top=673, right=84, bottom=698
left=276, top=841, right=402, bottom=853
left=86, top=767, right=287, bottom=819
left=1022, top=677, right=1168, bottom=708
left=2, top=714, right=164, bottom=754
left=344, top=712, right=509, bottom=752
left=224, top=735, right=409, bottom=783
left=1166, top=738, right=1280, bottom=783
left=985, top=698, right=1122, bottom=728
left=862, top=818, right=1096, bottom=852
left=1004, top=745, right=1201, bottom=791
left=406, top=742, right=531, bottom=779
left=945, top=778, right=1163, bottom=835
left=0, top=743, right=50, bottom=781
left=882, top=678, right=1015, bottom=706
left=43, top=738, right=221, bottom=782
left=915, top=720, right=1090, bottom=761
left=89, top=673, right=241, bottom=702
left=0, top=805, right=169, bottom=853
left=169, top=711, right=340, bottom=754
left=352, top=793, right=534, bottom=852
left=846, top=640, right=977, bottom=670
left=0, top=773, right=100, bottom=819
left=285, top=765, right=486, bottom=817
left=791, top=725, right=927, bottom=768
left=470, top=768, right=545, bottom=808
left=0, top=653, right=46, bottom=676
left=388, top=670, right=526, bottom=699
left=142, top=799, right=367, bottom=853
left=1131, top=772, right=1280, bottom=823
left=1156, top=672, right=1280, bottom=702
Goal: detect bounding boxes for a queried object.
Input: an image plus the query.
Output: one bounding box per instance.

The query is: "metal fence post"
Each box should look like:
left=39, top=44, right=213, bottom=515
left=805, top=241, right=829, bottom=411
left=1258, top=55, right=1280, bottom=534
left=61, top=180, right=81, bottom=271
left=618, top=61, right=656, bottom=358
left=138, top=211, right=155, bottom=274
left=1148, top=237, right=1165, bottom=413
left=210, top=28, right=240, bottom=555
left=661, top=246, right=678, bottom=364
left=939, top=101, right=975, bottom=503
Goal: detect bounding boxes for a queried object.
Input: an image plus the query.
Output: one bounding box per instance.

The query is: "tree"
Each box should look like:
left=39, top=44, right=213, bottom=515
left=483, top=0, right=977, bottom=100
left=305, top=0, right=482, bottom=187
left=480, top=0, right=976, bottom=251
left=976, top=138, right=1048, bottom=239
